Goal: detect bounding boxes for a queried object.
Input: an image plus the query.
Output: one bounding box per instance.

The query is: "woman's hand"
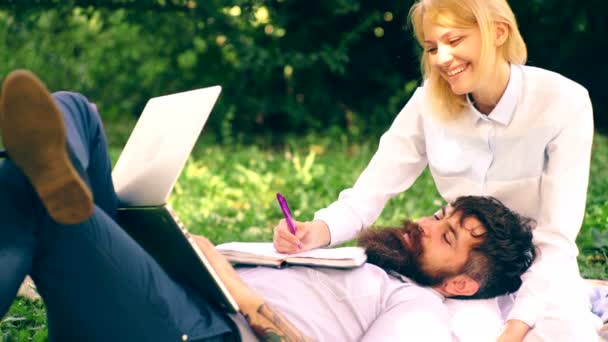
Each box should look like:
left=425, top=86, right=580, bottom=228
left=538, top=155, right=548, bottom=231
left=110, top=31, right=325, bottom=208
left=496, top=320, right=531, bottom=342
left=273, top=219, right=331, bottom=254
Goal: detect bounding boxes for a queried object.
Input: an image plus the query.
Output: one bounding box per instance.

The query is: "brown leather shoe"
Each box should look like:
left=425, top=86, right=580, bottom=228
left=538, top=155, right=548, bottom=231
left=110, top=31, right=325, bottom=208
left=0, top=70, right=93, bottom=224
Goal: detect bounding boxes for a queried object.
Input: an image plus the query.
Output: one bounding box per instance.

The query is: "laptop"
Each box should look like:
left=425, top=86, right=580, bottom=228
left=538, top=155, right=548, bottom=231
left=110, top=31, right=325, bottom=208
left=112, top=86, right=239, bottom=313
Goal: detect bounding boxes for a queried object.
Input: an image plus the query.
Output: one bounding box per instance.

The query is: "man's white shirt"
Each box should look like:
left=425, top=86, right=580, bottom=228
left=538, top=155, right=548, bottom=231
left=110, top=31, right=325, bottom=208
left=314, top=64, right=594, bottom=327
left=237, top=264, right=452, bottom=341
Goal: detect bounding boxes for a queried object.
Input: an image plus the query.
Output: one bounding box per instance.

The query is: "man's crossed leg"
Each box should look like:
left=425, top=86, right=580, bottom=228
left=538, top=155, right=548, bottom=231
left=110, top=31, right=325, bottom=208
left=0, top=71, right=234, bottom=341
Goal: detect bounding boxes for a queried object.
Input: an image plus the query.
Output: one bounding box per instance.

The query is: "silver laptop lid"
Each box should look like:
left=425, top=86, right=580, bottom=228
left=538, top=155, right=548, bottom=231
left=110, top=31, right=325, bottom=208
left=112, top=86, right=221, bottom=206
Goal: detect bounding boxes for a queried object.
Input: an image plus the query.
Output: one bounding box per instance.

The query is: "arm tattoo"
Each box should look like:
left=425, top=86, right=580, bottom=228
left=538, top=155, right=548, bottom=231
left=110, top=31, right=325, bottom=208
left=243, top=303, right=310, bottom=342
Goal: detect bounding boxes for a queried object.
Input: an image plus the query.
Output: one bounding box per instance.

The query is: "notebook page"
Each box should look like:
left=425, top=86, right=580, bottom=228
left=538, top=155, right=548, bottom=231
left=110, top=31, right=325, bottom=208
left=216, top=242, right=287, bottom=259
left=292, top=246, right=365, bottom=260
left=217, top=242, right=365, bottom=260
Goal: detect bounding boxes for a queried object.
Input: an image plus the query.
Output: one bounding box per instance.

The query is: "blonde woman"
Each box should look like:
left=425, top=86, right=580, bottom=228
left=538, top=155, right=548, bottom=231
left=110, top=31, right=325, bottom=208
left=274, top=0, right=596, bottom=340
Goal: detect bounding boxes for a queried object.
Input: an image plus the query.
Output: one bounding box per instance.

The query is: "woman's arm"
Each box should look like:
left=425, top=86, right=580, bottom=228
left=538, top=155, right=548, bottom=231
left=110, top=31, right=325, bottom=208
left=500, top=90, right=594, bottom=340
left=316, top=90, right=429, bottom=246
left=272, top=88, right=429, bottom=253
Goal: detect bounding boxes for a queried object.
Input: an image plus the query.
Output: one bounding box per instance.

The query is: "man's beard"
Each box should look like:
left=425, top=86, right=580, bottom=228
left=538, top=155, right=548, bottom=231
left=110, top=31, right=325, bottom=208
left=357, top=220, right=453, bottom=287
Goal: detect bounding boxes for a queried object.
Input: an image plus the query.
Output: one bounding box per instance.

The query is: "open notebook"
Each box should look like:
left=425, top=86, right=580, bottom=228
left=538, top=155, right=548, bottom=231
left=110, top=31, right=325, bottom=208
left=112, top=87, right=238, bottom=313
left=217, top=242, right=367, bottom=269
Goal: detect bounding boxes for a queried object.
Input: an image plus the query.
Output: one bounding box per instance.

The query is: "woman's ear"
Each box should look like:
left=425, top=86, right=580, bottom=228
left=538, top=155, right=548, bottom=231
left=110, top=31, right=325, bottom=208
left=439, top=274, right=480, bottom=297
left=494, top=21, right=509, bottom=47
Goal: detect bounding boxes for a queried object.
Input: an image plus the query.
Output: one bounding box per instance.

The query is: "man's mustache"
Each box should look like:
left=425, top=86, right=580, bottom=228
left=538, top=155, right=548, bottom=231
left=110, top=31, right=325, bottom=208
left=357, top=220, right=453, bottom=287
left=356, top=220, right=424, bottom=270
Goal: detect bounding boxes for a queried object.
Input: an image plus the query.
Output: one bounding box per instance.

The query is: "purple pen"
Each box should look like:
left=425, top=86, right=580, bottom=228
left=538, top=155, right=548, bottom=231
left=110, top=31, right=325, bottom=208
left=276, top=193, right=297, bottom=235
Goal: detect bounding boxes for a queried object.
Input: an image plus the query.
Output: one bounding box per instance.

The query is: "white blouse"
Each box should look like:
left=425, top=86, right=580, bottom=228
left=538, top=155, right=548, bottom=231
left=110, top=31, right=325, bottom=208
left=314, top=64, right=594, bottom=326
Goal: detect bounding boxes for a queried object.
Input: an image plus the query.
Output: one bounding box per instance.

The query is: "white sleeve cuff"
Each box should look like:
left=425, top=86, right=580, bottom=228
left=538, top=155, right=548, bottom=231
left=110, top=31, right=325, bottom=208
left=314, top=204, right=362, bottom=246
left=506, top=294, right=544, bottom=328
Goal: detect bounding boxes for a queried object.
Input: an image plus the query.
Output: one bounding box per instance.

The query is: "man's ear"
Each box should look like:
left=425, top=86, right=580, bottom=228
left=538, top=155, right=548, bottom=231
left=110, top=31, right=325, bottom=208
left=494, top=21, right=509, bottom=47
left=439, top=275, right=479, bottom=297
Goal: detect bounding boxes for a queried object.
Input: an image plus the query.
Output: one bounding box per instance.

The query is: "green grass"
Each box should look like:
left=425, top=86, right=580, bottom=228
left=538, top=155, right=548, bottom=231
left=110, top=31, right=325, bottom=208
left=2, top=117, right=608, bottom=340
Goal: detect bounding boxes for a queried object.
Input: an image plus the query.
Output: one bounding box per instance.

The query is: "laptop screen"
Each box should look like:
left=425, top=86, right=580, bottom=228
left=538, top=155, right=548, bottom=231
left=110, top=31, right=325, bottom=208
left=112, top=86, right=221, bottom=207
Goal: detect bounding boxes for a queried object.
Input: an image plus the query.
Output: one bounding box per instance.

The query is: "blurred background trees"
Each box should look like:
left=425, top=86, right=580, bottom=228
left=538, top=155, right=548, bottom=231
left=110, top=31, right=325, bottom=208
left=1, top=0, right=606, bottom=142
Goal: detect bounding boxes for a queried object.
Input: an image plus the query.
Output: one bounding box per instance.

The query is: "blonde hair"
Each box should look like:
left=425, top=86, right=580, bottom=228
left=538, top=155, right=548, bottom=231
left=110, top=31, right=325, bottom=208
left=409, top=0, right=527, bottom=119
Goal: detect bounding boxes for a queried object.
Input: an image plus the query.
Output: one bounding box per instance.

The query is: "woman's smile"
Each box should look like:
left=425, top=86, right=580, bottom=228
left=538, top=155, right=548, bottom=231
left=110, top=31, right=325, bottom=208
left=444, top=63, right=470, bottom=82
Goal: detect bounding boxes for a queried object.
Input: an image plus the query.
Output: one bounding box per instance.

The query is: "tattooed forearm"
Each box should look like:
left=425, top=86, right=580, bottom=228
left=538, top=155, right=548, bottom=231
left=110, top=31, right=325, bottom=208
left=243, top=303, right=311, bottom=342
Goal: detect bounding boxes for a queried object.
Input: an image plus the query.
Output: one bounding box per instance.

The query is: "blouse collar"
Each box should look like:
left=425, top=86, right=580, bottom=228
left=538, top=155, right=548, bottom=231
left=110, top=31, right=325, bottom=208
left=467, top=64, right=522, bottom=126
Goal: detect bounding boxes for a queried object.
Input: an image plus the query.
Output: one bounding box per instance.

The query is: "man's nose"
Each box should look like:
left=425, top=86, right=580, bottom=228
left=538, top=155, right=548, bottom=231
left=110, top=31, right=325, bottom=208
left=417, top=218, right=433, bottom=237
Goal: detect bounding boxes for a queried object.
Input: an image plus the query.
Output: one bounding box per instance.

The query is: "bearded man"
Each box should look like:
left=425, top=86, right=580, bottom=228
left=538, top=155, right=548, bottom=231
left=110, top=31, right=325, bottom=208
left=223, top=195, right=536, bottom=341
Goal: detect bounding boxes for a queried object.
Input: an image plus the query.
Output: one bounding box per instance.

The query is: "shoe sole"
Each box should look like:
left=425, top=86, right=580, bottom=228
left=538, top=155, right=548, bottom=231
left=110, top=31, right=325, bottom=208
left=0, top=70, right=93, bottom=224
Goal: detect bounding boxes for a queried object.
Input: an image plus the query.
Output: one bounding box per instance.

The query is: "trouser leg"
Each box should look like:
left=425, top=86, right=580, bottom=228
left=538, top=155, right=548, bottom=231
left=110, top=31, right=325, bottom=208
left=0, top=161, right=41, bottom=316
left=0, top=141, right=233, bottom=342
left=52, top=91, right=118, bottom=218
left=30, top=205, right=232, bottom=341
left=0, top=78, right=235, bottom=340
left=0, top=87, right=118, bottom=318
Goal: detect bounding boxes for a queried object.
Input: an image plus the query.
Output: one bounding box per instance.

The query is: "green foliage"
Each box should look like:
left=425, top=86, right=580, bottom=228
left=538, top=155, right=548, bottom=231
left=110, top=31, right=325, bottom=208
left=0, top=0, right=427, bottom=142
left=1, top=298, right=47, bottom=342
left=576, top=133, right=608, bottom=278
left=168, top=129, right=443, bottom=244
left=2, top=0, right=607, bottom=139
left=510, top=0, right=608, bottom=131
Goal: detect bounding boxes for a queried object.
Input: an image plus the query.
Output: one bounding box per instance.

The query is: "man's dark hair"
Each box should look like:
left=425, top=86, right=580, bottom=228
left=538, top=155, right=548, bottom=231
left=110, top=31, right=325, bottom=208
left=450, top=196, right=537, bottom=299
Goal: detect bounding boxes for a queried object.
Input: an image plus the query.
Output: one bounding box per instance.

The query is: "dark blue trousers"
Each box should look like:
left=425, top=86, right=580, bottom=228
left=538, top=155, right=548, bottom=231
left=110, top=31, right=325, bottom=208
left=0, top=92, right=234, bottom=341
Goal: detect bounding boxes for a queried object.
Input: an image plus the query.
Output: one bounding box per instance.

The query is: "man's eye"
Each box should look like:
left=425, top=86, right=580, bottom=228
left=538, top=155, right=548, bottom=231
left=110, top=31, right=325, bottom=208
left=443, top=233, right=451, bottom=246
left=433, top=206, right=446, bottom=220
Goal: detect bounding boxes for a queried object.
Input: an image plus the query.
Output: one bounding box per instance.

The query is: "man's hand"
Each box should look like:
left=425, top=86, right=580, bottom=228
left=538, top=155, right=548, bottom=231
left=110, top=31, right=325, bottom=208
left=496, top=320, right=531, bottom=342
left=273, top=219, right=330, bottom=254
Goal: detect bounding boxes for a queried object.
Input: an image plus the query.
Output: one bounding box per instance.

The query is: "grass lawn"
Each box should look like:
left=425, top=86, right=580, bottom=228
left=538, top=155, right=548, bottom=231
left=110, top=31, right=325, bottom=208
left=2, top=117, right=607, bottom=341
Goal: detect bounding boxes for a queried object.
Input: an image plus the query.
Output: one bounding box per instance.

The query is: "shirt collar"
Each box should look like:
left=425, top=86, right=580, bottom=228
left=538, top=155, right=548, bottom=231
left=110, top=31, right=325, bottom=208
left=387, top=270, right=446, bottom=302
left=466, top=64, right=522, bottom=126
